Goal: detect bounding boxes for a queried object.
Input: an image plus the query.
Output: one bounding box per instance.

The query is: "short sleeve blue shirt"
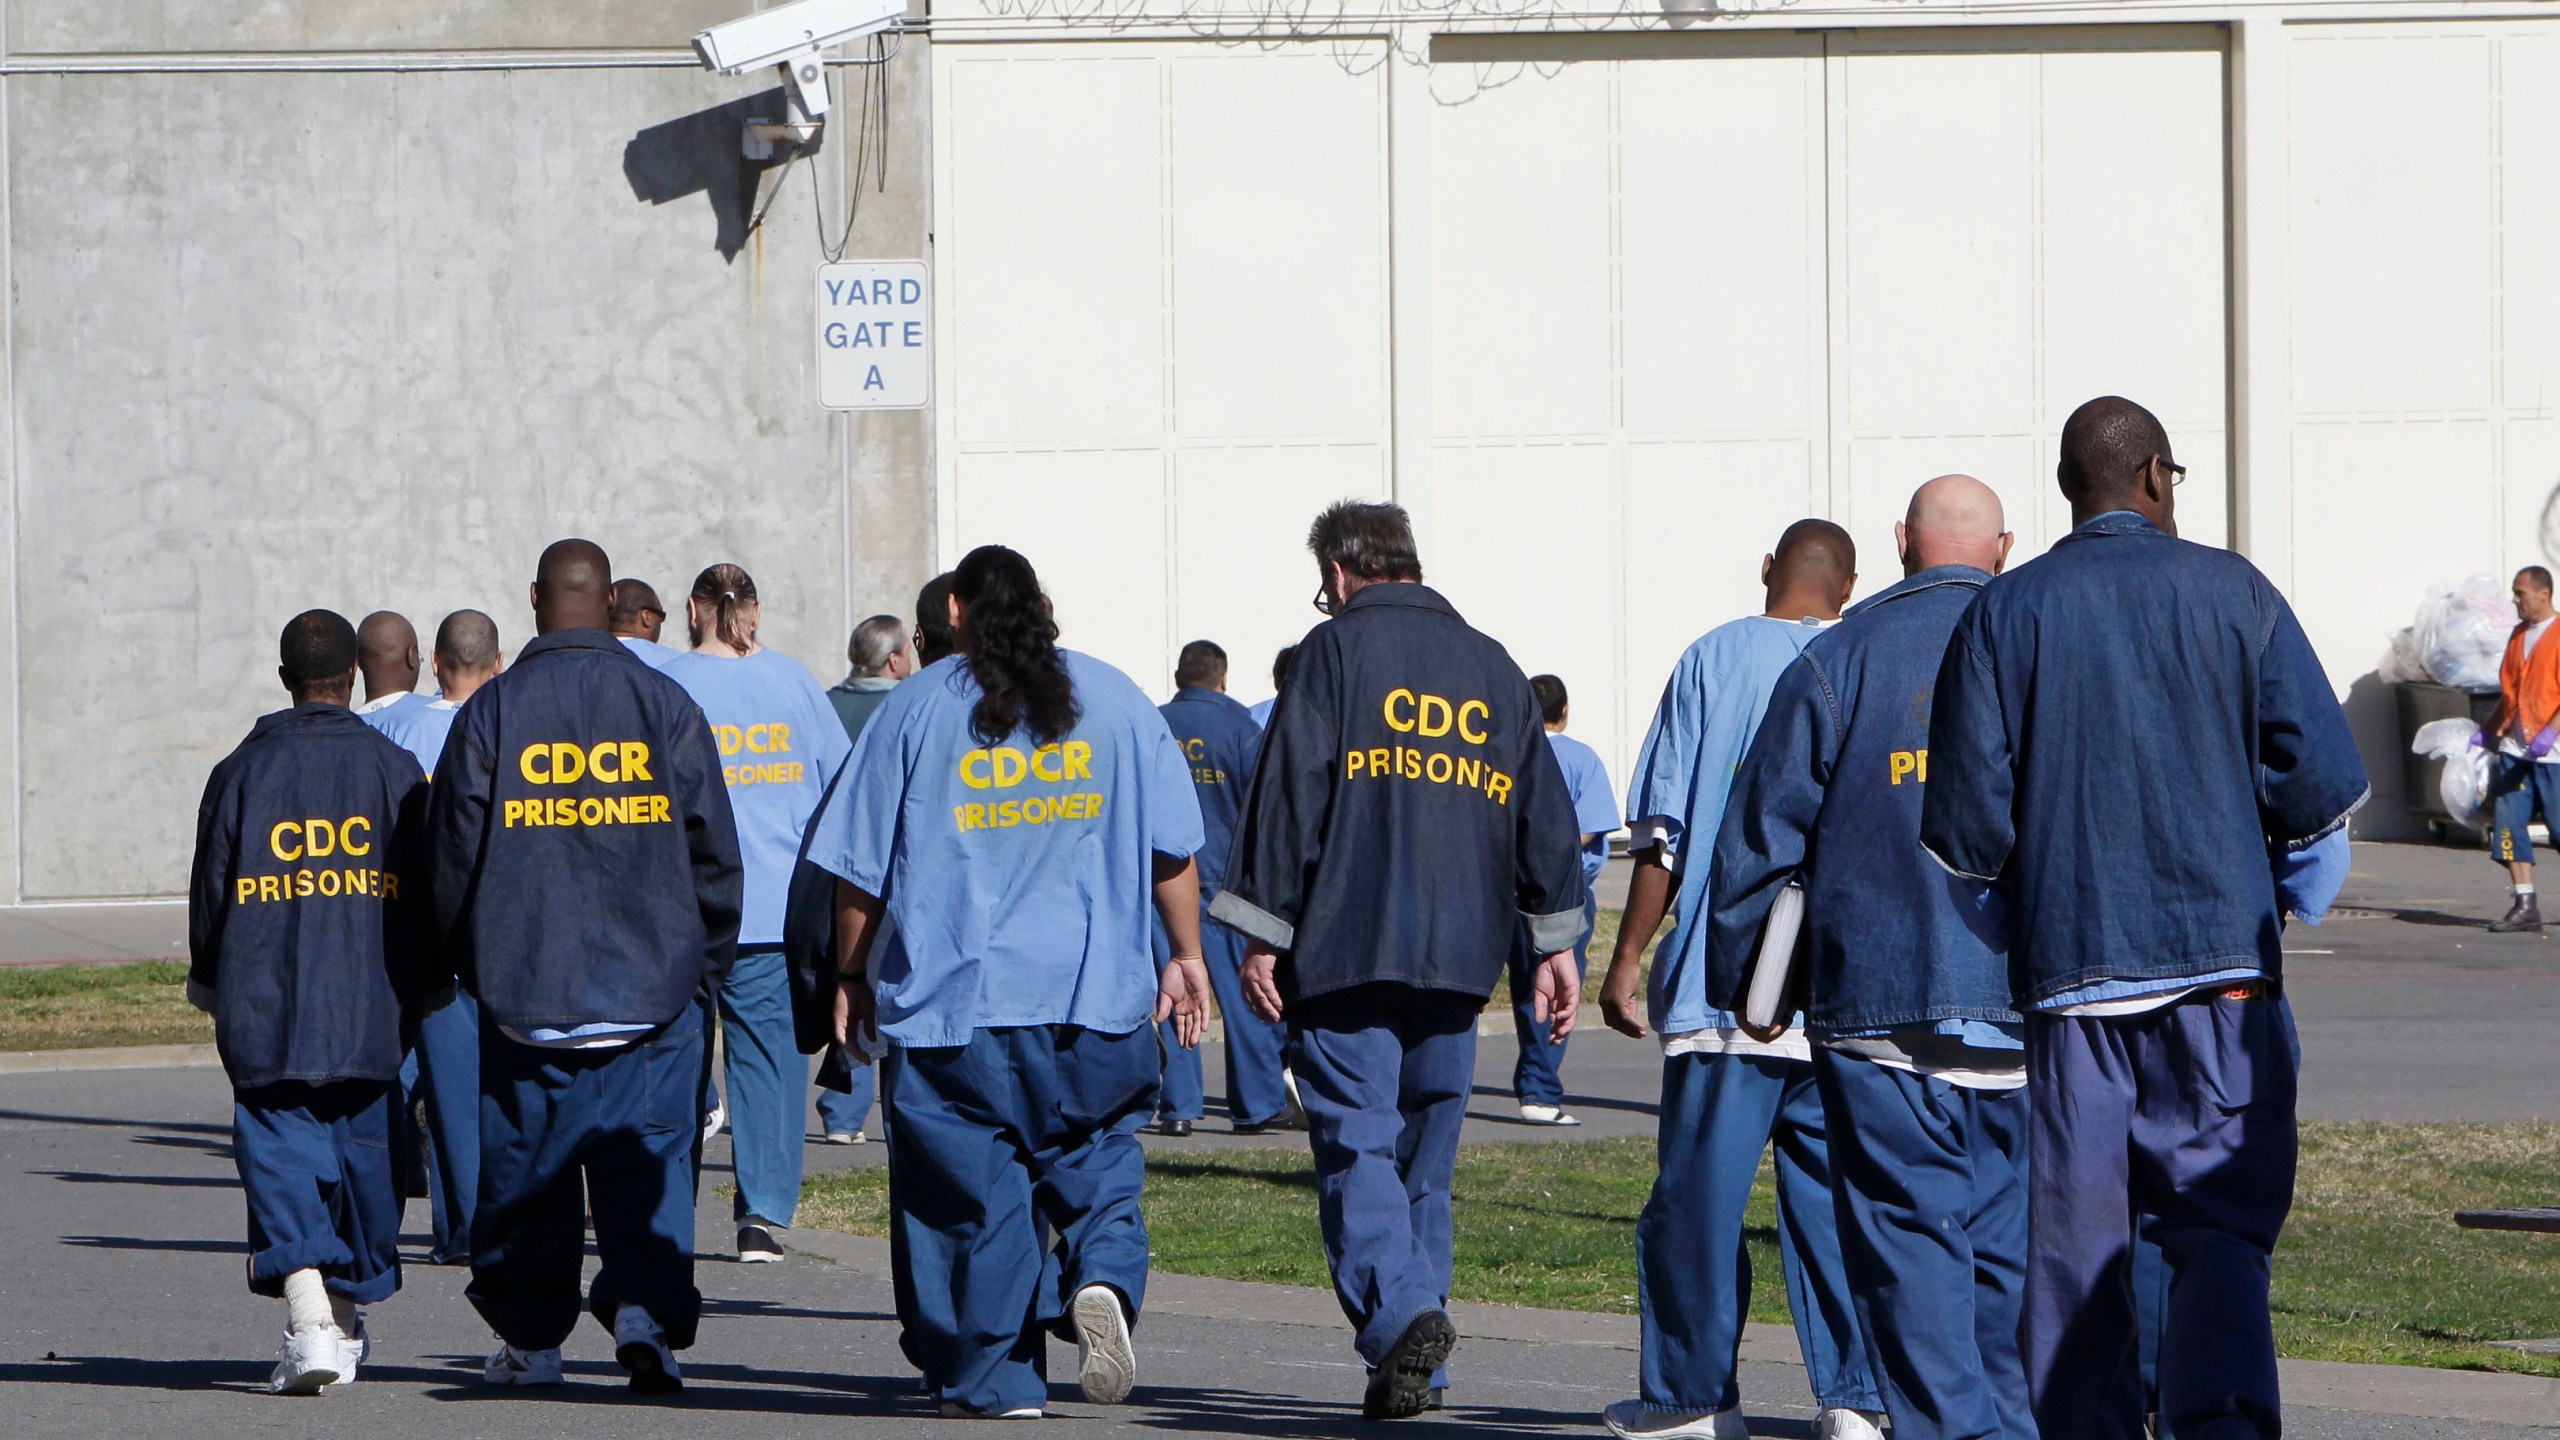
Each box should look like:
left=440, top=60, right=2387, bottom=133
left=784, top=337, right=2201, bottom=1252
left=1543, top=732, right=1620, bottom=884
left=369, top=698, right=461, bottom=779
left=805, top=650, right=1206, bottom=1047
left=1625, top=615, right=1829, bottom=1034
left=662, top=648, right=853, bottom=948
left=620, top=636, right=680, bottom=670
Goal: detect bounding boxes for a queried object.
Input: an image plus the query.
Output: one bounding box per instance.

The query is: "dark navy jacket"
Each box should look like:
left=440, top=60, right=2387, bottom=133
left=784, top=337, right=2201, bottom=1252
left=1210, top=584, right=1586, bottom=1001
left=426, top=628, right=745, bottom=1034
left=1919, top=514, right=2369, bottom=1004
left=188, top=704, right=432, bottom=1090
left=1708, top=567, right=2010, bottom=1035
left=1159, top=686, right=1261, bottom=897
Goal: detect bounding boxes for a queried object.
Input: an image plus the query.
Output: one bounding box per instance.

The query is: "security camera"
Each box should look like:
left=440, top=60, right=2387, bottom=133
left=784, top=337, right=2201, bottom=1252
left=693, top=0, right=906, bottom=120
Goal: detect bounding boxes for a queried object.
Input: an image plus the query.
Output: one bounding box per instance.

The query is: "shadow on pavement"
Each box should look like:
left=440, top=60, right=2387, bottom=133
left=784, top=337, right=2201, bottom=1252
left=35, top=1169, right=233, bottom=1188
left=0, top=1109, right=229, bottom=1136
left=59, top=1235, right=243, bottom=1255
left=1126, top=1385, right=1654, bottom=1439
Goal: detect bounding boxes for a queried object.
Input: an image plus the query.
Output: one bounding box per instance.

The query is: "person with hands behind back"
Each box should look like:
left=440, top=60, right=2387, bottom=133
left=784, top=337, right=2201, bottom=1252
left=808, top=544, right=1212, bottom=1419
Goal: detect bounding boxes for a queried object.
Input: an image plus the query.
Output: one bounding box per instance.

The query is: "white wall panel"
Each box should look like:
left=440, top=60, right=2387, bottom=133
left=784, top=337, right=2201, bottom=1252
left=1838, top=53, right=2038, bottom=445
left=1622, top=439, right=1822, bottom=710
left=1169, top=53, right=1389, bottom=442
left=953, top=449, right=1170, bottom=686
left=2290, top=36, right=2494, bottom=419
left=1427, top=65, right=1614, bottom=440
left=1616, top=55, right=1824, bottom=437
left=944, top=57, right=1164, bottom=446
left=1171, top=445, right=1388, bottom=702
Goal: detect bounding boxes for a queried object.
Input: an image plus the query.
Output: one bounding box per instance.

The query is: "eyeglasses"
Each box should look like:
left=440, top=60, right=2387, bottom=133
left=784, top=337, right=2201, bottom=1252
left=1312, top=585, right=1336, bottom=618
left=2160, top=458, right=2187, bottom=488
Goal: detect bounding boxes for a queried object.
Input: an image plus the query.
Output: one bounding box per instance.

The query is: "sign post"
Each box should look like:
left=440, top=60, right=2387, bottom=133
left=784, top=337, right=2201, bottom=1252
left=816, top=260, right=930, bottom=410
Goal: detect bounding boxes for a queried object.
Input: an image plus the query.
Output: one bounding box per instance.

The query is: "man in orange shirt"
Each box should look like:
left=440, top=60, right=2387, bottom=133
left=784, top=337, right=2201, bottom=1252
left=2488, top=565, right=2560, bottom=932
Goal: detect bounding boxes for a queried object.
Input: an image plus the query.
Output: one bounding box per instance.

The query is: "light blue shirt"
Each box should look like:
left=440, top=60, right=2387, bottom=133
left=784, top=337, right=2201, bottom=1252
left=806, top=650, right=1206, bottom=1048
left=1624, top=614, right=1830, bottom=1035
left=1543, top=731, right=1620, bottom=885
left=662, top=648, right=853, bottom=948
left=368, top=697, right=460, bottom=779
left=1248, top=696, right=1276, bottom=729
left=620, top=635, right=680, bottom=670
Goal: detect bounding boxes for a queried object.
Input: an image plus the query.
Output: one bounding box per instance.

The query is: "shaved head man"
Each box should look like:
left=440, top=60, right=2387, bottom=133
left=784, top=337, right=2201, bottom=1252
left=1600, top=517, right=1884, bottom=1437
left=1898, top=474, right=2014, bottom=577
left=356, top=611, right=433, bottom=737
left=611, top=578, right=679, bottom=669
left=356, top=612, right=423, bottom=707
left=429, top=534, right=743, bottom=1390
left=531, top=539, right=613, bottom=636
left=1708, top=475, right=2032, bottom=1440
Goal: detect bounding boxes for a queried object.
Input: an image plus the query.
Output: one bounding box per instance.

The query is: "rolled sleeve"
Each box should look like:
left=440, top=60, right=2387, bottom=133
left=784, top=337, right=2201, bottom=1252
left=1523, top=906, right=1586, bottom=955
left=1208, top=890, right=1295, bottom=950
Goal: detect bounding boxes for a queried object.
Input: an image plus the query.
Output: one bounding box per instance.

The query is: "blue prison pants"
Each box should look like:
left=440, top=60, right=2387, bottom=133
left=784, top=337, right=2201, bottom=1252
left=1508, top=895, right=1598, bottom=1106
left=1814, top=1050, right=2032, bottom=1440
left=1638, top=1050, right=1878, bottom=1415
left=234, top=1079, right=403, bottom=1304
left=886, top=1023, right=1159, bottom=1415
left=469, top=1003, right=706, bottom=1352
left=412, top=987, right=481, bottom=1264
left=2022, top=992, right=2297, bottom=1440
left=1286, top=983, right=1477, bottom=1373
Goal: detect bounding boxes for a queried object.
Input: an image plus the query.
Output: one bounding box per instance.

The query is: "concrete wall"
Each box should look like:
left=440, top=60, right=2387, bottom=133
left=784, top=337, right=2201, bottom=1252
left=1, top=4, right=935, bottom=902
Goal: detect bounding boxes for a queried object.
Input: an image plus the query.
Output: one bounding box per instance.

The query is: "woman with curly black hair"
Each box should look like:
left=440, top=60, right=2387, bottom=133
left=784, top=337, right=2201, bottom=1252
left=803, top=543, right=1213, bottom=1418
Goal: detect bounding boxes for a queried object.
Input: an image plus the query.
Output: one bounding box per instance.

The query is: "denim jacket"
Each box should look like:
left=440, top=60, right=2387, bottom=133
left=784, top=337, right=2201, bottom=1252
left=1708, top=567, right=2011, bottom=1035
left=1918, top=513, right=2369, bottom=1004
left=426, top=628, right=744, bottom=1034
left=188, top=705, right=434, bottom=1089
left=1212, top=584, right=1588, bottom=1002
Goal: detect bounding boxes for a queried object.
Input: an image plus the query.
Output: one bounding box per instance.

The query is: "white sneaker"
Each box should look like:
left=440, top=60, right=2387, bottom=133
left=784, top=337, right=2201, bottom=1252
left=702, top=1104, right=727, bottom=1144
left=822, top=1129, right=865, bottom=1145
left=1070, top=1283, right=1136, bottom=1404
left=267, top=1325, right=350, bottom=1395
left=614, top=1304, right=685, bottom=1394
left=1602, top=1399, right=1749, bottom=1439
left=482, top=1343, right=563, bottom=1386
left=939, top=1402, right=1044, bottom=1418
left=1519, top=1103, right=1582, bottom=1126
left=1814, top=1409, right=1888, bottom=1440
left=332, top=1312, right=369, bottom=1386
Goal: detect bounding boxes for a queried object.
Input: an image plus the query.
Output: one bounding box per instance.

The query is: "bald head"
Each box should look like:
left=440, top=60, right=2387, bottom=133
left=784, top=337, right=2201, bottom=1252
left=1763, top=519, right=1857, bottom=621
left=532, top=539, right=613, bottom=635
left=355, top=611, right=420, bottom=702
left=1899, top=474, right=2013, bottom=577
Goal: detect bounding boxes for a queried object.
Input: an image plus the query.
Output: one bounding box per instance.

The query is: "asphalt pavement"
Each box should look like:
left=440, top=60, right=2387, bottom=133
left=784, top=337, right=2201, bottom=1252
left=4, top=1063, right=2557, bottom=1438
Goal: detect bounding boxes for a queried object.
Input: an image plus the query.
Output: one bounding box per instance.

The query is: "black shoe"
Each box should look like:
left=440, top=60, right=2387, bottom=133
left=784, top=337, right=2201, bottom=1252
left=1362, top=1310, right=1458, bottom=1421
left=1232, top=1118, right=1282, bottom=1136
left=2490, top=895, right=2545, bottom=933
left=1151, top=1117, right=1194, bottom=1138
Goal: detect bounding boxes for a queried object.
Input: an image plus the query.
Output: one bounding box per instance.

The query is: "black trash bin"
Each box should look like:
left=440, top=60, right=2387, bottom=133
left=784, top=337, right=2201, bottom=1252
left=2396, top=681, right=2503, bottom=843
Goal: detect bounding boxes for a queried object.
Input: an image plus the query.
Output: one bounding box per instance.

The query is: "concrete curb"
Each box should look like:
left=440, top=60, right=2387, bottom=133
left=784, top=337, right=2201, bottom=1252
left=0, top=1042, right=217, bottom=1074
left=786, top=1224, right=2560, bottom=1428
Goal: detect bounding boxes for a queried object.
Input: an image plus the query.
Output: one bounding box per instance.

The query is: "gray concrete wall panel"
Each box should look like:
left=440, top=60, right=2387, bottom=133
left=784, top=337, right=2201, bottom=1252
left=7, top=3, right=743, bottom=57
left=7, top=64, right=911, bottom=900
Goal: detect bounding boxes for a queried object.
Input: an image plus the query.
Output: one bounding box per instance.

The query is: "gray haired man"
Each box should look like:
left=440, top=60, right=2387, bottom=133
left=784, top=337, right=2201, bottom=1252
left=827, top=614, right=912, bottom=745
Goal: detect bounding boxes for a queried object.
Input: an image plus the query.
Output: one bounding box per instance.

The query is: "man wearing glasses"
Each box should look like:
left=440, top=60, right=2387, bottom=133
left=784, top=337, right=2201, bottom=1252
left=609, top=579, right=678, bottom=669
left=1922, top=396, right=2365, bottom=1440
left=1213, top=500, right=1587, bottom=1420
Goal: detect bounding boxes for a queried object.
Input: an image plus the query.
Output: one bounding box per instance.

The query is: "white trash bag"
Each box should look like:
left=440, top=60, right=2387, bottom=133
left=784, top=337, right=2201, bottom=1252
left=2412, top=716, right=2494, bottom=829
left=2408, top=576, right=2515, bottom=689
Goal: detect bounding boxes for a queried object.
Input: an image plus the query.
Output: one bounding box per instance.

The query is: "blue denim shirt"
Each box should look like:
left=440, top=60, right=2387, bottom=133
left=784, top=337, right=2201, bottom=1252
left=1919, top=513, right=2369, bottom=1005
left=1709, top=567, right=2013, bottom=1036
